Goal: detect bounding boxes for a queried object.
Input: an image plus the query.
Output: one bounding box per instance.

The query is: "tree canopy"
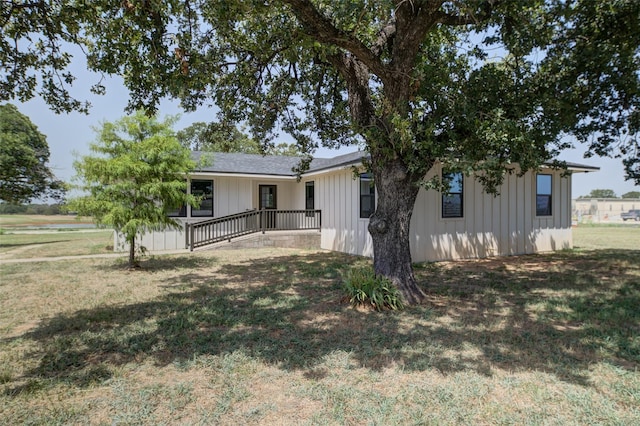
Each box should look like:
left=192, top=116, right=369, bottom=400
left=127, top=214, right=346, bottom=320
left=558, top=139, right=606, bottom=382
left=581, top=189, right=618, bottom=199
left=578, top=189, right=640, bottom=199
left=0, top=103, right=65, bottom=203
left=68, top=111, right=198, bottom=268
left=2, top=1, right=639, bottom=302
left=177, top=121, right=302, bottom=156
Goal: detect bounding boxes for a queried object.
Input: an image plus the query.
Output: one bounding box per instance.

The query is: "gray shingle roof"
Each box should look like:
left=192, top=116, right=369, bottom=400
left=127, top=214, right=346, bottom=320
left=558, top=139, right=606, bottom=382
left=192, top=151, right=599, bottom=176
left=193, top=150, right=367, bottom=176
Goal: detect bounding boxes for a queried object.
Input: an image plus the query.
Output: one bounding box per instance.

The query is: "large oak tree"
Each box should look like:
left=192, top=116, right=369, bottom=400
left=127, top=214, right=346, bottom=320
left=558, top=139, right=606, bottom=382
left=2, top=1, right=639, bottom=303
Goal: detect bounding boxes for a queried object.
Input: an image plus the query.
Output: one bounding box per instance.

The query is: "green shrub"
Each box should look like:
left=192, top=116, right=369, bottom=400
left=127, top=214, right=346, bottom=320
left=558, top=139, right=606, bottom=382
left=342, top=266, right=404, bottom=311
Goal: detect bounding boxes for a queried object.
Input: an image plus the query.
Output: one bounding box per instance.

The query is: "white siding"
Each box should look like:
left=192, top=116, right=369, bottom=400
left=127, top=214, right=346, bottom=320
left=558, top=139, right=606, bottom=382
left=209, top=175, right=253, bottom=216
left=188, top=174, right=303, bottom=215
left=316, top=166, right=573, bottom=262
left=115, top=175, right=298, bottom=252
left=116, top=224, right=187, bottom=252
left=117, top=165, right=573, bottom=259
left=315, top=169, right=372, bottom=257
left=190, top=174, right=303, bottom=216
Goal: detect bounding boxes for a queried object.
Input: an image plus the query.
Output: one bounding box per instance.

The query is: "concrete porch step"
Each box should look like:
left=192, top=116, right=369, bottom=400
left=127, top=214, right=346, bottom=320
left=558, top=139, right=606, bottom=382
left=193, top=230, right=321, bottom=252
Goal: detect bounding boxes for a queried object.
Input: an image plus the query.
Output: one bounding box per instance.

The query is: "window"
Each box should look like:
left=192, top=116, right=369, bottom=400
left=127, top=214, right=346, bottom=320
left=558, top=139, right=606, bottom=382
left=166, top=179, right=214, bottom=217
left=191, top=179, right=214, bottom=217
left=167, top=203, right=187, bottom=217
left=360, top=173, right=375, bottom=218
left=442, top=172, right=463, bottom=218
left=305, top=181, right=314, bottom=216
left=167, top=180, right=188, bottom=217
left=536, top=174, right=552, bottom=216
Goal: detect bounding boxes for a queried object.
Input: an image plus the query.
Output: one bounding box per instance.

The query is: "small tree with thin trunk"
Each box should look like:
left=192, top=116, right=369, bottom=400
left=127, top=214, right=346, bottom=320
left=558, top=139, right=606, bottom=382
left=69, top=111, right=198, bottom=268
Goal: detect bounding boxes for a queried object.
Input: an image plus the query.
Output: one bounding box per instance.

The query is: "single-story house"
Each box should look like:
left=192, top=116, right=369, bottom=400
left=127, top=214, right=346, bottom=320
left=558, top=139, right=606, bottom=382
left=115, top=151, right=599, bottom=262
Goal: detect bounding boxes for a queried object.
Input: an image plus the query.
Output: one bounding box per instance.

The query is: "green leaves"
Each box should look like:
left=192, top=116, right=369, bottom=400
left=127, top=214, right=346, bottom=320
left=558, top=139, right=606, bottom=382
left=538, top=0, right=640, bottom=182
left=343, top=265, right=405, bottom=311
left=3, top=1, right=638, bottom=182
left=0, top=103, right=65, bottom=203
left=68, top=111, right=197, bottom=266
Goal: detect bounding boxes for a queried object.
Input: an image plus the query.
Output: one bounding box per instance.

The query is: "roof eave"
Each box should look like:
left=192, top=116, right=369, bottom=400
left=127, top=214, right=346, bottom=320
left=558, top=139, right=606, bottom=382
left=542, top=162, right=601, bottom=173
left=190, top=171, right=298, bottom=180
left=303, top=160, right=364, bottom=177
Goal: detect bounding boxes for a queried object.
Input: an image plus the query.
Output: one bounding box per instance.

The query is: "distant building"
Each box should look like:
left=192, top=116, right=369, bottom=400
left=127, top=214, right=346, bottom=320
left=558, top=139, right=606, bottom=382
left=572, top=198, right=640, bottom=222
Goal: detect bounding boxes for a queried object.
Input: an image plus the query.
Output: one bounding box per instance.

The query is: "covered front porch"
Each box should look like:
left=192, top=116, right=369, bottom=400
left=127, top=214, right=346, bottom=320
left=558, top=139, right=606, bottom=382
left=112, top=168, right=320, bottom=252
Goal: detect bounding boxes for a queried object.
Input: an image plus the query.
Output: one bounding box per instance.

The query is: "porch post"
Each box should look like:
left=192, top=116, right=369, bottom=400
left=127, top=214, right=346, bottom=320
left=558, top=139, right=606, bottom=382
left=185, top=221, right=189, bottom=250
left=189, top=222, right=195, bottom=252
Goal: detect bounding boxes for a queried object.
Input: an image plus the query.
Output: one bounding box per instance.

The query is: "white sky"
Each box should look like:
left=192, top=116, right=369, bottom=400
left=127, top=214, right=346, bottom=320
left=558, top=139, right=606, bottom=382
left=14, top=65, right=639, bottom=200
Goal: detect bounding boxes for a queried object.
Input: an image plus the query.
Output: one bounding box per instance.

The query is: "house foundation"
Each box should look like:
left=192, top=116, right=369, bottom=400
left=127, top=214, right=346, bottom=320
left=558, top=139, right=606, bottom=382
left=199, top=230, right=321, bottom=251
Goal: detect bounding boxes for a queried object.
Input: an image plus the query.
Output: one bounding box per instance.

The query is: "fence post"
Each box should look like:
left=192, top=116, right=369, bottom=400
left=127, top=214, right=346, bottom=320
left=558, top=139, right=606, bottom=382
left=189, top=222, right=195, bottom=252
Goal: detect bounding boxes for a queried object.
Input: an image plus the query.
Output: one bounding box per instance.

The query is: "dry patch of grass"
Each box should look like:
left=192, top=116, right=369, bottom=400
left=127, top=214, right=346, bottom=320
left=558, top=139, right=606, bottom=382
left=1, top=244, right=639, bottom=424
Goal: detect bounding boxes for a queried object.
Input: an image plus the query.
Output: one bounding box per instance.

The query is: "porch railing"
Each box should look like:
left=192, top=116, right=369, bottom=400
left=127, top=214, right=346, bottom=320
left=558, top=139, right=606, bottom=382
left=186, top=209, right=321, bottom=251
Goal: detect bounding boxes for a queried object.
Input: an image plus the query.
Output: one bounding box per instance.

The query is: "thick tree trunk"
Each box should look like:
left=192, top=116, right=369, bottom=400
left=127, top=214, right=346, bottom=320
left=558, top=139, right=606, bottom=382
left=368, top=157, right=427, bottom=305
left=321, top=25, right=429, bottom=305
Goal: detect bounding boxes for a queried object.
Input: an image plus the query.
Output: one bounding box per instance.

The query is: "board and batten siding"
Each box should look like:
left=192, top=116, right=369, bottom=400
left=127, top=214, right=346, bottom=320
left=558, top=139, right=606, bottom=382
left=118, top=165, right=573, bottom=259
left=120, top=174, right=295, bottom=251
left=213, top=175, right=254, bottom=216
left=315, top=165, right=572, bottom=262
left=314, top=169, right=373, bottom=257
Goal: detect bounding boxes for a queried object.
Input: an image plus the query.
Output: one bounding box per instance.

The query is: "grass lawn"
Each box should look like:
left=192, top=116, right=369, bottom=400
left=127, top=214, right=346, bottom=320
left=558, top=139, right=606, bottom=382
left=572, top=224, right=640, bottom=250
left=0, top=214, right=113, bottom=260
left=0, top=214, right=94, bottom=228
left=0, top=228, right=638, bottom=424
left=0, top=230, right=115, bottom=259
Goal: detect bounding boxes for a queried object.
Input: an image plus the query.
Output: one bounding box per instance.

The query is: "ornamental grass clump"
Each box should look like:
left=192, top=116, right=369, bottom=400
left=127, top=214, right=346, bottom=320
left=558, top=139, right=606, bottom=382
left=343, top=266, right=404, bottom=311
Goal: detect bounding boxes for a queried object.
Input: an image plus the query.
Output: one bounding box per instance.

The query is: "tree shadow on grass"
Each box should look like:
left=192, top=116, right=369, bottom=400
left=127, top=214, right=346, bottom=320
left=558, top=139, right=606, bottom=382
left=4, top=248, right=639, bottom=396
left=96, top=254, right=218, bottom=272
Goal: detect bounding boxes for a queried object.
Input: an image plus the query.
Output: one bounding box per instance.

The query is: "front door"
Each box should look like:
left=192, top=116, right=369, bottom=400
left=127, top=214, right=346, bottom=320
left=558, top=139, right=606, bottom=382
left=259, top=185, right=277, bottom=229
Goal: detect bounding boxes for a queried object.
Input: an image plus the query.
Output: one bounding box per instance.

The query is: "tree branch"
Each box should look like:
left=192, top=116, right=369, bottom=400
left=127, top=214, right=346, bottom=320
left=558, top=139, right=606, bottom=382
left=325, top=52, right=376, bottom=131
left=435, top=0, right=500, bottom=26
left=371, top=20, right=396, bottom=56
left=387, top=1, right=441, bottom=91
left=281, top=0, right=390, bottom=81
